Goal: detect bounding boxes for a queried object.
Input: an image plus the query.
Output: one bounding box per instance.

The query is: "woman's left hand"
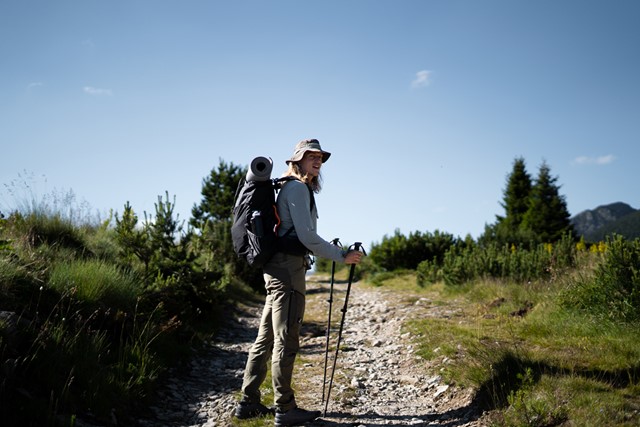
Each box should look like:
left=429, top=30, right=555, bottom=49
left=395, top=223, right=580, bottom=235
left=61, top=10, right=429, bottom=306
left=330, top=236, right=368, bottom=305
left=344, top=250, right=364, bottom=265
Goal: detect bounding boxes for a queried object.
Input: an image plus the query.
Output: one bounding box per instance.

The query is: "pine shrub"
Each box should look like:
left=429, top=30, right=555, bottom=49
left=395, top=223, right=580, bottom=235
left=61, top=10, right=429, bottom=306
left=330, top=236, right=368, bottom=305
left=562, top=235, right=640, bottom=322
left=422, top=234, right=577, bottom=286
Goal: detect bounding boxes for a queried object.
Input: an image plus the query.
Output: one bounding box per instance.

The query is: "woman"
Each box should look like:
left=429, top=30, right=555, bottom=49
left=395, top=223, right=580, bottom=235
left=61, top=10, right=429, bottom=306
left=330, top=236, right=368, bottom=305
left=235, top=139, right=363, bottom=426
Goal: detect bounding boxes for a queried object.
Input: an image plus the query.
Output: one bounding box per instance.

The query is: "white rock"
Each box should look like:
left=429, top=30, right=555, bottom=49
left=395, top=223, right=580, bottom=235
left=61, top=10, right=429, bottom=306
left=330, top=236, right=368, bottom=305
left=434, top=384, right=449, bottom=399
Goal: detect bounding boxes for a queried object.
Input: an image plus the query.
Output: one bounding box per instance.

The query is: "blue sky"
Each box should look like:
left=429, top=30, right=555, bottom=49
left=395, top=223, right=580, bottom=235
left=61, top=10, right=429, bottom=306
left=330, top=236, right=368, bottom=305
left=1, top=0, right=639, bottom=251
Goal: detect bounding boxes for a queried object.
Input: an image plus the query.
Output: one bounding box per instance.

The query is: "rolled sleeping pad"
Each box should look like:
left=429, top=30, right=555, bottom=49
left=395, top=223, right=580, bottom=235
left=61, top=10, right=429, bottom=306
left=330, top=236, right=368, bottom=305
left=246, top=156, right=273, bottom=182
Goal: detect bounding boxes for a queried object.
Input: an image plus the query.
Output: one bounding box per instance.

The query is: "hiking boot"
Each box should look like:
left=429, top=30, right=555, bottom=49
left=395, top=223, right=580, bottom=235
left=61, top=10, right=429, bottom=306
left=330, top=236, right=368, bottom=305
left=274, top=407, right=321, bottom=426
left=234, top=401, right=275, bottom=419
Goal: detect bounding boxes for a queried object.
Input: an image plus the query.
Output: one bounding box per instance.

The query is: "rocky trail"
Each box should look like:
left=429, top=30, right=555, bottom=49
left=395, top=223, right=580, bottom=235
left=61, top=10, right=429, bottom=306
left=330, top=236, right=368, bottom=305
left=135, top=275, right=486, bottom=427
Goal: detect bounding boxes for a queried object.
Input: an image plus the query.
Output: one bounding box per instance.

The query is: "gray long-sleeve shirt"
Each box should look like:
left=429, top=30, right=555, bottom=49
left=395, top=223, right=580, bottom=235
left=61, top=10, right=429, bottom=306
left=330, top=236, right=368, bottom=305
left=276, top=179, right=345, bottom=263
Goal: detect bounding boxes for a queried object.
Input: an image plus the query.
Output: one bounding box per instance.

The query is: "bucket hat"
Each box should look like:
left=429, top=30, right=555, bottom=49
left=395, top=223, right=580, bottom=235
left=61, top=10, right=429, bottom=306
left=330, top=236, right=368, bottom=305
left=286, top=139, right=331, bottom=164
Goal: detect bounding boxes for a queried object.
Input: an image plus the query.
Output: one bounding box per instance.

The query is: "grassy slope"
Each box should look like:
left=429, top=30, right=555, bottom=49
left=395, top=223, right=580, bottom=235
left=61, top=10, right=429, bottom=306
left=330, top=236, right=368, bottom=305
left=402, top=275, right=640, bottom=426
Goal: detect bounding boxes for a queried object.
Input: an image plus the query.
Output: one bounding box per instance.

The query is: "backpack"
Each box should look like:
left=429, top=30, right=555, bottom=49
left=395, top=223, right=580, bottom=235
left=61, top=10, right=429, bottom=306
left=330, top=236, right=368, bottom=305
left=231, top=172, right=317, bottom=267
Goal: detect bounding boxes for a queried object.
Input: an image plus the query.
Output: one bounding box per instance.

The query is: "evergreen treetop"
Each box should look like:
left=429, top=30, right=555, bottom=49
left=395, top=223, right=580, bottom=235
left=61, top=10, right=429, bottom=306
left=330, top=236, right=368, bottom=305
left=481, top=157, right=573, bottom=246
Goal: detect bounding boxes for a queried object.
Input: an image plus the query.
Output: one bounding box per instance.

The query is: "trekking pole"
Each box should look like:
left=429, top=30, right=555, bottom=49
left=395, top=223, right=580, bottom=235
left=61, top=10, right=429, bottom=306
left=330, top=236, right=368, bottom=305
left=323, top=242, right=366, bottom=417
left=322, top=238, right=342, bottom=406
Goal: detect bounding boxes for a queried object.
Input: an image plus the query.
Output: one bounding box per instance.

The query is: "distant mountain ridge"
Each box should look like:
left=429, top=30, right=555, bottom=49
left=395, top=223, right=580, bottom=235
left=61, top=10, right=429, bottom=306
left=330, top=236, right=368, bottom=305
left=571, top=202, right=640, bottom=241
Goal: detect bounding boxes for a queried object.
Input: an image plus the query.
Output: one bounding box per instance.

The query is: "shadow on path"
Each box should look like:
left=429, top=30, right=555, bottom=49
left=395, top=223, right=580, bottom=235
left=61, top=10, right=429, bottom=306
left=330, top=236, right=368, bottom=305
left=310, top=403, right=481, bottom=426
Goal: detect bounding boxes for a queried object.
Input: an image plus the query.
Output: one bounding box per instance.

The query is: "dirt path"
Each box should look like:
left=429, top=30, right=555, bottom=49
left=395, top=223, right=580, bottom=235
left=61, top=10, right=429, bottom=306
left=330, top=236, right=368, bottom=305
left=135, top=275, right=486, bottom=427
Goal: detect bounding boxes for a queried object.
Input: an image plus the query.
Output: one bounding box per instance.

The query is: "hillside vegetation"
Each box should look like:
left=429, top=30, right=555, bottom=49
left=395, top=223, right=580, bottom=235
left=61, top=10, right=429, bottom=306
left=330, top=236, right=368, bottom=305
left=0, top=205, right=234, bottom=426
left=1, top=158, right=639, bottom=426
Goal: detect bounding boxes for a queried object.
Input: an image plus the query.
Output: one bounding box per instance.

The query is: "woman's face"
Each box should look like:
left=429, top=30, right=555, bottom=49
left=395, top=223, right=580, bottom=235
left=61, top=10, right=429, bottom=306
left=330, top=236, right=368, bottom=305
left=299, top=151, right=323, bottom=177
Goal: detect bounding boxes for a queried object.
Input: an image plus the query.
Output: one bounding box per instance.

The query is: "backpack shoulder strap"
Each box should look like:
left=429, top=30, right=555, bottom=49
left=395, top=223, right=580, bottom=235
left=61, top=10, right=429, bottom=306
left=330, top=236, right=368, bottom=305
left=232, top=177, right=247, bottom=210
left=273, top=176, right=296, bottom=189
left=308, top=187, right=316, bottom=212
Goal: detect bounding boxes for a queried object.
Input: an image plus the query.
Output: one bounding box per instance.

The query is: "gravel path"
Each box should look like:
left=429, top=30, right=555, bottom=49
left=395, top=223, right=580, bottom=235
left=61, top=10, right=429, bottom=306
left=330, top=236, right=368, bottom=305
left=134, top=275, right=486, bottom=427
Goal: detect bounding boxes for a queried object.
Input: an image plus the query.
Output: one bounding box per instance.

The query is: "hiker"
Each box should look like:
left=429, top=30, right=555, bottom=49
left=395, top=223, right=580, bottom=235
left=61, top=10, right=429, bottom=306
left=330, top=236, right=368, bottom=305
left=234, top=139, right=364, bottom=426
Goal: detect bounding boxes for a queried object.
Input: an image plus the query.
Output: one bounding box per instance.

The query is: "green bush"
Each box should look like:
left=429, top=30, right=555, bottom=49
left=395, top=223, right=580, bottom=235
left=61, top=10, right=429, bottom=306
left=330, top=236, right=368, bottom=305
left=314, top=251, right=348, bottom=275
left=421, top=234, right=577, bottom=286
left=82, top=215, right=121, bottom=262
left=562, top=236, right=640, bottom=323
left=370, top=229, right=459, bottom=271
left=416, top=258, right=438, bottom=287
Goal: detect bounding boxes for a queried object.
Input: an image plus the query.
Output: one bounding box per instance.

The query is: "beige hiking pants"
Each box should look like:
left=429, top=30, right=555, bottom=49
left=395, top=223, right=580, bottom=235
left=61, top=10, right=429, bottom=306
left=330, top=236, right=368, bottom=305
left=240, top=252, right=307, bottom=412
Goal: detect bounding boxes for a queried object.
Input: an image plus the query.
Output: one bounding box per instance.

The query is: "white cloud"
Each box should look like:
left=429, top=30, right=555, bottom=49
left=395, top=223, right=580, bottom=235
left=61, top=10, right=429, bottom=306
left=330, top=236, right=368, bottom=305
left=411, top=70, right=432, bottom=88
left=27, top=82, right=43, bottom=90
left=596, top=155, right=616, bottom=164
left=573, top=155, right=615, bottom=165
left=83, top=86, right=113, bottom=96
left=573, top=156, right=589, bottom=164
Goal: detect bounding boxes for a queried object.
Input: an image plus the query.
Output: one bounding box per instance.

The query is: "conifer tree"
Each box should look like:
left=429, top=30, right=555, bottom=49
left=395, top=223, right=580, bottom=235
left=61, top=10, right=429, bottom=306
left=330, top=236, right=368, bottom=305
left=520, top=161, right=574, bottom=243
left=190, top=159, right=246, bottom=229
left=190, top=159, right=262, bottom=288
left=498, top=157, right=532, bottom=234
left=480, top=157, right=532, bottom=246
left=190, top=159, right=244, bottom=265
left=115, top=194, right=196, bottom=286
left=115, top=201, right=152, bottom=271
left=148, top=192, right=194, bottom=280
left=502, top=157, right=532, bottom=231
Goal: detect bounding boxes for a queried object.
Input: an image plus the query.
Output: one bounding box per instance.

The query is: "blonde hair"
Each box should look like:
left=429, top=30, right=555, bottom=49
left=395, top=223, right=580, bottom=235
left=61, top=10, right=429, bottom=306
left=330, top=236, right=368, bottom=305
left=283, top=162, right=322, bottom=193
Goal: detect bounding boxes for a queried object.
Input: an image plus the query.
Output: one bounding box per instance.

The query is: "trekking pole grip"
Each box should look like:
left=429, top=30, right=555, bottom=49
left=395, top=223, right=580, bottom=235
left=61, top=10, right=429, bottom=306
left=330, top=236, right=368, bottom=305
left=349, top=241, right=367, bottom=256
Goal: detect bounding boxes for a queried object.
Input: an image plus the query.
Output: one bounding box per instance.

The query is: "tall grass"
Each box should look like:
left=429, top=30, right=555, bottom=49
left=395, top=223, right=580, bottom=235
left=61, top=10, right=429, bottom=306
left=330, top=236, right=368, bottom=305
left=10, top=211, right=87, bottom=252
left=24, top=291, right=113, bottom=423
left=1, top=171, right=99, bottom=227
left=48, top=259, right=141, bottom=311
left=3, top=286, right=167, bottom=426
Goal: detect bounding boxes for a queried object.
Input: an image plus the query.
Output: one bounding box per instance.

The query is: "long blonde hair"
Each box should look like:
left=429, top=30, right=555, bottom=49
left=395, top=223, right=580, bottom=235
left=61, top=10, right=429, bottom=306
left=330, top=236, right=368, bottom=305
left=283, top=162, right=322, bottom=193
